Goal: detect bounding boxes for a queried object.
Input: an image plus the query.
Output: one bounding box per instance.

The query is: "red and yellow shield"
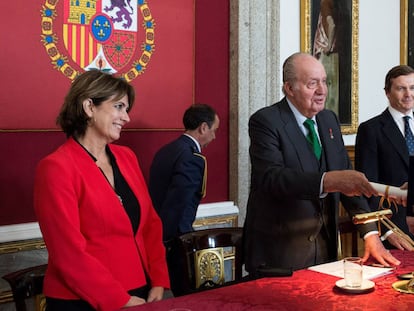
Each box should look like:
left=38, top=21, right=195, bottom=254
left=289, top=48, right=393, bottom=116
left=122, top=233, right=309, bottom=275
left=41, top=0, right=155, bottom=81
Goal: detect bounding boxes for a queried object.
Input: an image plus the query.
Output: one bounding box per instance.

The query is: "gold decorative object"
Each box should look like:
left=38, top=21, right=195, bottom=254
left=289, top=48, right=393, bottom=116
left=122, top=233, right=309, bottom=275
left=194, top=247, right=225, bottom=289
left=192, top=215, right=238, bottom=230
left=392, top=278, right=414, bottom=294
left=353, top=210, right=414, bottom=248
left=36, top=294, right=47, bottom=311
left=0, top=238, right=45, bottom=255
left=408, top=276, right=414, bottom=292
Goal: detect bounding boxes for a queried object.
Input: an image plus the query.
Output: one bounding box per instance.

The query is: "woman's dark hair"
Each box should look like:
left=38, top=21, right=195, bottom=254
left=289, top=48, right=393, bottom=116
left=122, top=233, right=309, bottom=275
left=182, top=103, right=217, bottom=130
left=56, top=70, right=135, bottom=137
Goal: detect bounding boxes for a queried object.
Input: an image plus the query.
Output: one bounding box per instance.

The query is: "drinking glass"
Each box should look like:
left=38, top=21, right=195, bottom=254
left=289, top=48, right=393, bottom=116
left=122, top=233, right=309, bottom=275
left=343, top=257, right=363, bottom=287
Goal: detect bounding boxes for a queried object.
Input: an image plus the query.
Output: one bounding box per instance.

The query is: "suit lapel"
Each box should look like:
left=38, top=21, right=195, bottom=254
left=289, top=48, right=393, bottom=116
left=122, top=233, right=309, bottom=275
left=279, top=100, right=320, bottom=171
left=315, top=110, right=348, bottom=171
left=316, top=113, right=335, bottom=157
left=381, top=110, right=409, bottom=167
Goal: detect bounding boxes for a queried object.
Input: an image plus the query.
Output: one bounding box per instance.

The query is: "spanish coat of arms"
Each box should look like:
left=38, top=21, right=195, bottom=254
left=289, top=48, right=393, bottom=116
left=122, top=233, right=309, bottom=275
left=41, top=0, right=155, bottom=81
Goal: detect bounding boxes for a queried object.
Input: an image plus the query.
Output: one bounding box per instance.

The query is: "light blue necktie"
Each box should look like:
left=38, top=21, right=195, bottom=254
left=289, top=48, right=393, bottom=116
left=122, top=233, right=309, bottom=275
left=404, top=116, right=414, bottom=155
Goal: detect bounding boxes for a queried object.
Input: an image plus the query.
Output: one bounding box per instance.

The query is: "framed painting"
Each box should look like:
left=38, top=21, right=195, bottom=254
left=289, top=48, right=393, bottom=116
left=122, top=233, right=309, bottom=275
left=400, top=0, right=414, bottom=66
left=300, top=0, right=358, bottom=134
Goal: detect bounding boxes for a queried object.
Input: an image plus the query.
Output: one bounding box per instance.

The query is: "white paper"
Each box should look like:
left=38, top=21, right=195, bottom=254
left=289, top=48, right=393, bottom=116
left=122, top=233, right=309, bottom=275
left=369, top=182, right=407, bottom=200
left=308, top=260, right=394, bottom=280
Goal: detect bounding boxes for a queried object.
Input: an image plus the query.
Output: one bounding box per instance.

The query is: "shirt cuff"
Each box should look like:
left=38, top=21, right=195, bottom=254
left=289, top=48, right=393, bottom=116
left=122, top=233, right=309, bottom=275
left=380, top=230, right=394, bottom=241
left=363, top=231, right=379, bottom=240
left=320, top=172, right=328, bottom=198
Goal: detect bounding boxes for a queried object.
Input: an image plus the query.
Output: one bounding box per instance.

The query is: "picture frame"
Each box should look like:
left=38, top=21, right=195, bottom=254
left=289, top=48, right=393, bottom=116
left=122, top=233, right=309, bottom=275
left=300, top=0, right=358, bottom=134
left=400, top=0, right=414, bottom=66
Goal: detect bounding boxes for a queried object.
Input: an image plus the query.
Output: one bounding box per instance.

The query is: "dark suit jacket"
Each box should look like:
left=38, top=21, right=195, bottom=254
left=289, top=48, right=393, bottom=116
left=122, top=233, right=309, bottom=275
left=355, top=108, right=413, bottom=241
left=244, top=98, right=376, bottom=272
left=149, top=135, right=205, bottom=242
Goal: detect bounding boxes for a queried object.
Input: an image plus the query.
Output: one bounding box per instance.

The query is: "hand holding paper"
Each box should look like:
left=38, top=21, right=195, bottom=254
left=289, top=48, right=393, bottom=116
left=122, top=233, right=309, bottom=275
left=369, top=182, right=407, bottom=204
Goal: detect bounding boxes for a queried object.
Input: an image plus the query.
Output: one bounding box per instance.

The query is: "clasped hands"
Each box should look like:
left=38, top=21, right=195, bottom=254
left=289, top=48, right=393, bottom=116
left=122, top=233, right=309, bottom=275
left=123, top=286, right=164, bottom=308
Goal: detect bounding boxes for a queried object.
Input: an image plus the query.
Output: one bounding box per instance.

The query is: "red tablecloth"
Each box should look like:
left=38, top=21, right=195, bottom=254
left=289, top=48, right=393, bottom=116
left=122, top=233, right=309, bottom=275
left=126, top=250, right=414, bottom=311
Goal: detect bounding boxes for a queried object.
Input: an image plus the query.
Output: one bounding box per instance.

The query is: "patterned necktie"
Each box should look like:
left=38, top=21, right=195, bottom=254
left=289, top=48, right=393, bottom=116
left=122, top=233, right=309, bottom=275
left=404, top=116, right=414, bottom=155
left=303, top=118, right=322, bottom=160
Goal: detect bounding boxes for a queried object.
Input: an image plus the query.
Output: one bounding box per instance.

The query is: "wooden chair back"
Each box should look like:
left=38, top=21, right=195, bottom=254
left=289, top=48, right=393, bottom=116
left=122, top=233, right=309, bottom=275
left=2, top=264, right=47, bottom=311
left=173, top=227, right=244, bottom=296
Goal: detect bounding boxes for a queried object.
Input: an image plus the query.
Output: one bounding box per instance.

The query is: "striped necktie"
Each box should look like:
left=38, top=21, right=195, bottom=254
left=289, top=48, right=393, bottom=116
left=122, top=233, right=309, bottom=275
left=404, top=116, right=414, bottom=155
left=303, top=118, right=322, bottom=160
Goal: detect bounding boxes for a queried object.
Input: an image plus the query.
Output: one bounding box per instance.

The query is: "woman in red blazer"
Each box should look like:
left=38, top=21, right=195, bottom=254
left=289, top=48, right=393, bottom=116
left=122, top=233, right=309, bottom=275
left=34, top=70, right=170, bottom=311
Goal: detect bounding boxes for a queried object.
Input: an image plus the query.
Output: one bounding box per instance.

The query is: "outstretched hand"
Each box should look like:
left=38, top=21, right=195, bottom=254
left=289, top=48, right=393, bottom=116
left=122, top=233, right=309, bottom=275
left=324, top=170, right=378, bottom=197
left=362, top=234, right=401, bottom=267
left=386, top=232, right=414, bottom=251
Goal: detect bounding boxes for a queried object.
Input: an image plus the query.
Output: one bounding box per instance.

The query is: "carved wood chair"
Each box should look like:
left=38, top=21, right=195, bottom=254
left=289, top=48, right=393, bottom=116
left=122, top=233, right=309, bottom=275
left=170, top=227, right=244, bottom=296
left=2, top=264, right=47, bottom=311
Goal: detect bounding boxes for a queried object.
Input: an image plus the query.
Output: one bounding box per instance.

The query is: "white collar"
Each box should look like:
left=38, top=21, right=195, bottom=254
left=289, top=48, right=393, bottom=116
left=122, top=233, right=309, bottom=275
left=286, top=98, right=317, bottom=124
left=183, top=133, right=201, bottom=152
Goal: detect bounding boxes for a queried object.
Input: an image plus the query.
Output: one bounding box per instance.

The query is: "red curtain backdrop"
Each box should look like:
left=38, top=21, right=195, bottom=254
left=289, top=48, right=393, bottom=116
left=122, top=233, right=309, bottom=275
left=0, top=0, right=229, bottom=225
left=1, top=0, right=194, bottom=130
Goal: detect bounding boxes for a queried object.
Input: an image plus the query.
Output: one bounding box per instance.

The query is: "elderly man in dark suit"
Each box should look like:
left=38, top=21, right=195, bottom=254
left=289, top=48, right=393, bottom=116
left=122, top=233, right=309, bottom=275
left=244, top=52, right=400, bottom=274
left=355, top=65, right=414, bottom=250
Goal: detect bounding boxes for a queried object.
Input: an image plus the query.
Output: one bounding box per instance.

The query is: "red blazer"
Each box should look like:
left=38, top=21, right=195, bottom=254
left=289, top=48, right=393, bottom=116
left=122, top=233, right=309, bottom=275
left=34, top=138, right=169, bottom=311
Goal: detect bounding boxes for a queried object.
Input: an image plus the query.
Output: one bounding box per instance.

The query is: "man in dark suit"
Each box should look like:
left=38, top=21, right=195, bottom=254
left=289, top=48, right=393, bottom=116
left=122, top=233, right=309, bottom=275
left=149, top=103, right=219, bottom=242
left=244, top=52, right=400, bottom=274
left=149, top=103, right=219, bottom=296
left=355, top=65, right=414, bottom=250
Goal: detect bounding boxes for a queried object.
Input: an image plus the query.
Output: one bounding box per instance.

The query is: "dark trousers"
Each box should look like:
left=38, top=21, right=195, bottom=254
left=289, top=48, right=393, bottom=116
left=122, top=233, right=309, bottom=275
left=45, top=298, right=94, bottom=311
left=45, top=285, right=149, bottom=311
